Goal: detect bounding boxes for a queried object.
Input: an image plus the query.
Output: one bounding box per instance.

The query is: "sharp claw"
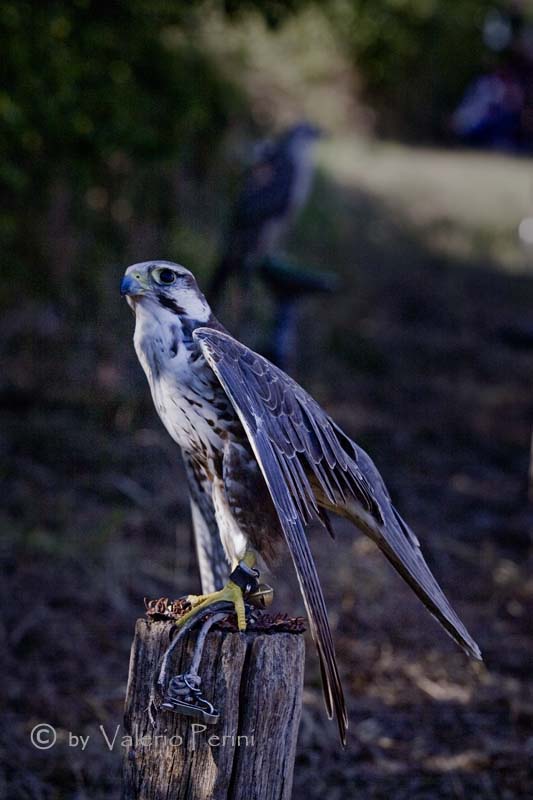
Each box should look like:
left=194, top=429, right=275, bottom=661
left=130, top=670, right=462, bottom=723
left=175, top=582, right=247, bottom=630
left=174, top=556, right=265, bottom=633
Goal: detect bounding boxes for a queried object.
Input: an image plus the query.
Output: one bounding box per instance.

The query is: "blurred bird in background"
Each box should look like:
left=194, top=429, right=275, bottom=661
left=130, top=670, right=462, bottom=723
left=210, top=122, right=322, bottom=301
left=210, top=122, right=337, bottom=367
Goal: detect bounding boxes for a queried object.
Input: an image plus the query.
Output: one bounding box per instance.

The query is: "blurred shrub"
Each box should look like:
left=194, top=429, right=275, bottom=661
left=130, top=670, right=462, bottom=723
left=0, top=0, right=307, bottom=309
left=1, top=0, right=521, bottom=312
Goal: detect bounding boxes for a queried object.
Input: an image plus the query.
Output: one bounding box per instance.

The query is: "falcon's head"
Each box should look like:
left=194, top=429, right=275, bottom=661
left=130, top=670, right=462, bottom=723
left=120, top=260, right=210, bottom=323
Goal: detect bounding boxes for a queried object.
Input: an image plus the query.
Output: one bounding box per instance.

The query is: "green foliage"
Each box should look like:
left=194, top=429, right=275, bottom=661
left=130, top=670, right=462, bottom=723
left=1, top=0, right=523, bottom=307
left=1, top=1, right=263, bottom=182
left=0, top=0, right=307, bottom=303
left=330, top=0, right=509, bottom=137
left=222, top=0, right=311, bottom=28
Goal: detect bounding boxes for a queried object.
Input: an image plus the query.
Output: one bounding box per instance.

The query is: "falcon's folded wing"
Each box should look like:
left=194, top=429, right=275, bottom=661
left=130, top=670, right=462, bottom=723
left=195, top=328, right=349, bottom=742
left=195, top=327, right=481, bottom=665
left=183, top=453, right=228, bottom=594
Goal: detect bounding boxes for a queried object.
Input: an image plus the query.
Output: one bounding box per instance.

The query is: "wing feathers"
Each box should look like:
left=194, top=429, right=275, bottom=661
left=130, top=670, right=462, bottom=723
left=197, top=329, right=348, bottom=742
left=194, top=326, right=481, bottom=743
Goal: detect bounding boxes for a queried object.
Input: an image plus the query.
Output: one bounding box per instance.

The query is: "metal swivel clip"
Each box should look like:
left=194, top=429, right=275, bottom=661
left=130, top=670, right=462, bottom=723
left=157, top=612, right=224, bottom=725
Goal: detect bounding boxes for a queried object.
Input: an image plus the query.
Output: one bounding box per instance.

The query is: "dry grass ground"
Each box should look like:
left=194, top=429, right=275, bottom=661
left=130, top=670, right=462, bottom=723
left=1, top=138, right=533, bottom=798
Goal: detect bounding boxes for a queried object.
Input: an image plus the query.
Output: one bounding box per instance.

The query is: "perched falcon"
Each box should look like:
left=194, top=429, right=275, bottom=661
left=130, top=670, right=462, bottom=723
left=121, top=260, right=481, bottom=744
left=209, top=122, right=322, bottom=302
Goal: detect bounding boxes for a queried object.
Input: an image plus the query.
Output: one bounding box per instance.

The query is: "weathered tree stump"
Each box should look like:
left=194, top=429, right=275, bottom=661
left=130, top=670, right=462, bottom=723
left=123, top=619, right=305, bottom=800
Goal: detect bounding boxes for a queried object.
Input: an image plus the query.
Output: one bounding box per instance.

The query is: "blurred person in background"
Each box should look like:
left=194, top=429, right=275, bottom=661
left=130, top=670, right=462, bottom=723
left=452, top=7, right=533, bottom=152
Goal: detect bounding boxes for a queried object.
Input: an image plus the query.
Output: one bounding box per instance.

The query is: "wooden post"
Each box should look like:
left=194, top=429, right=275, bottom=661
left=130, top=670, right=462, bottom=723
left=122, top=619, right=305, bottom=800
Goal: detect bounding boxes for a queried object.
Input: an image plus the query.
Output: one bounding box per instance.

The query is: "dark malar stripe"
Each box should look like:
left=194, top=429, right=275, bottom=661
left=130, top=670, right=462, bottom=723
left=157, top=294, right=185, bottom=315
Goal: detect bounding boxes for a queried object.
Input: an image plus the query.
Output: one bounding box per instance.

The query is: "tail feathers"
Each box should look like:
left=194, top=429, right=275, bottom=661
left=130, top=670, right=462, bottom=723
left=345, top=501, right=482, bottom=661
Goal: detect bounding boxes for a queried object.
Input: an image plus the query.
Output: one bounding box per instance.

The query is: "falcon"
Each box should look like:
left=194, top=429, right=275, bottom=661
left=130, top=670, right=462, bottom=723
left=121, top=259, right=481, bottom=744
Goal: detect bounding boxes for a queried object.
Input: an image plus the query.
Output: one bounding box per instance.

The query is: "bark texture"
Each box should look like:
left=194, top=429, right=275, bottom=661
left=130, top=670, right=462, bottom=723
left=123, top=619, right=305, bottom=800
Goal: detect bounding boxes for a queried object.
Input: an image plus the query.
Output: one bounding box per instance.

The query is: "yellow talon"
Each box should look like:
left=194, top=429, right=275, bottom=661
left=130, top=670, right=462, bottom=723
left=178, top=580, right=247, bottom=632
left=176, top=550, right=259, bottom=633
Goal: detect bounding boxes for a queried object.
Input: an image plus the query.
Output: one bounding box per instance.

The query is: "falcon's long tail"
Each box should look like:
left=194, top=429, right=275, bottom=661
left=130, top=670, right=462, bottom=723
left=183, top=454, right=228, bottom=594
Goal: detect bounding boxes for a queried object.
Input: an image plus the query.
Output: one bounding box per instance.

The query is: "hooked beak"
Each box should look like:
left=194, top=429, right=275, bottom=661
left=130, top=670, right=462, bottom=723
left=120, top=273, right=147, bottom=297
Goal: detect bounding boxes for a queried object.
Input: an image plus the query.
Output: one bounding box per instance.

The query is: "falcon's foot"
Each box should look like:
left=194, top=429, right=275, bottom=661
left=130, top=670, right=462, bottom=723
left=179, top=552, right=264, bottom=632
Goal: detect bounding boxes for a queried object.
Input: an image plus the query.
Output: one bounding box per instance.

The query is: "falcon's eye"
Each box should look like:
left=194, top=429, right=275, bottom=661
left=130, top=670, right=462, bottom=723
left=154, top=268, right=176, bottom=285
